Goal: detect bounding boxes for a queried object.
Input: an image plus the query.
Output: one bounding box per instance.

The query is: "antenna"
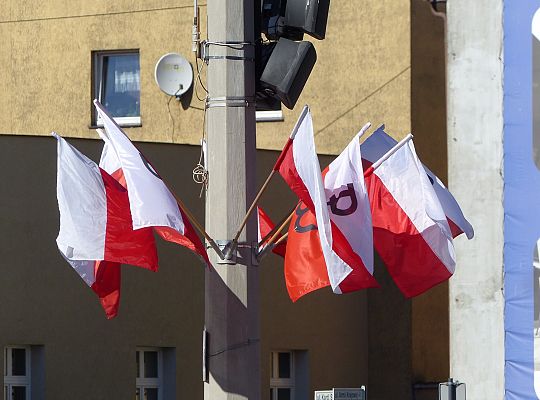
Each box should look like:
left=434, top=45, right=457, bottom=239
left=154, top=53, right=194, bottom=98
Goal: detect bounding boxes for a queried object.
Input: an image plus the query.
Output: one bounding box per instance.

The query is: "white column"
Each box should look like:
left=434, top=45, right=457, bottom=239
left=447, top=1, right=505, bottom=398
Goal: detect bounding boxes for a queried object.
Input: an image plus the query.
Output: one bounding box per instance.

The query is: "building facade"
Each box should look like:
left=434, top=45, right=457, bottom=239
left=0, top=1, right=450, bottom=399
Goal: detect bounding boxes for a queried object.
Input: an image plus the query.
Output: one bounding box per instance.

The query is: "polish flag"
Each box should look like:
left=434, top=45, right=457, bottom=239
left=257, top=206, right=286, bottom=258
left=94, top=100, right=210, bottom=266
left=364, top=138, right=456, bottom=297
left=54, top=134, right=158, bottom=318
left=361, top=126, right=474, bottom=239
left=277, top=107, right=378, bottom=294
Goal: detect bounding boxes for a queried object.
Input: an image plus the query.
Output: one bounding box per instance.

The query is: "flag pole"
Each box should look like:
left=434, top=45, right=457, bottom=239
left=257, top=231, right=289, bottom=261
left=259, top=210, right=294, bottom=251
left=273, top=231, right=288, bottom=246
left=363, top=133, right=413, bottom=178
left=174, top=196, right=225, bottom=259
left=258, top=204, right=298, bottom=247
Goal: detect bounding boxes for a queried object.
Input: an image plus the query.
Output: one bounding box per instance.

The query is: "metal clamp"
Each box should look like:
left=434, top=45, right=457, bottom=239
left=201, top=40, right=255, bottom=64
left=216, top=240, right=236, bottom=264
left=206, top=96, right=255, bottom=109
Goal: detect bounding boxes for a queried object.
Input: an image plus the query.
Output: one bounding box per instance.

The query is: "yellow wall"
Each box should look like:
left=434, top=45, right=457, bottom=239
left=0, top=0, right=410, bottom=155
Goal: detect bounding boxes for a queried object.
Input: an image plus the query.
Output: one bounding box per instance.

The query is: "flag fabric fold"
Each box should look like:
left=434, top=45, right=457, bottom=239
left=94, top=100, right=185, bottom=233
left=365, top=138, right=456, bottom=297
left=277, top=107, right=378, bottom=297
left=284, top=202, right=329, bottom=301
left=361, top=125, right=474, bottom=239
left=95, top=101, right=210, bottom=266
left=54, top=133, right=158, bottom=318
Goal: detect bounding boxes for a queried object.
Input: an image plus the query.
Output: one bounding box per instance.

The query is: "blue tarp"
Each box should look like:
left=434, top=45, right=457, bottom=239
left=504, top=2, right=540, bottom=398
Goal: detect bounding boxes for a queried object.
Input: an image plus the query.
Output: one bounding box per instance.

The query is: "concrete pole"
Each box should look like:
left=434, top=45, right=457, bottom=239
left=204, top=1, right=260, bottom=400
left=447, top=0, right=504, bottom=398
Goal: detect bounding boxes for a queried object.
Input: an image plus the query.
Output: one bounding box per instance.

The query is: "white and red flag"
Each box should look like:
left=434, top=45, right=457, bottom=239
left=364, top=137, right=456, bottom=297
left=277, top=107, right=378, bottom=296
left=54, top=133, right=158, bottom=318
left=94, top=100, right=210, bottom=266
left=361, top=125, right=473, bottom=239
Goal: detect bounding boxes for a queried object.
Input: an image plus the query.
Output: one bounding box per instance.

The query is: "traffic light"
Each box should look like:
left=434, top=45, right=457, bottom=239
left=256, top=0, right=330, bottom=110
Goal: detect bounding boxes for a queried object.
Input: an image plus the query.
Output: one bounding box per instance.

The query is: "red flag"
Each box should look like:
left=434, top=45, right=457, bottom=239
left=284, top=203, right=329, bottom=301
left=91, top=261, right=121, bottom=319
left=257, top=207, right=287, bottom=258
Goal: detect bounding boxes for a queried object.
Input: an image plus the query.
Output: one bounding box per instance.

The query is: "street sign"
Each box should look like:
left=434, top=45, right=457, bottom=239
left=315, top=387, right=366, bottom=400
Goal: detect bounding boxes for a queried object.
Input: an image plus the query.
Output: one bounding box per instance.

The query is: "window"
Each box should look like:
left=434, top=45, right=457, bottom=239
left=270, top=351, right=294, bottom=400
left=270, top=351, right=308, bottom=400
left=93, top=50, right=141, bottom=126
left=135, top=347, right=175, bottom=400
left=4, top=346, right=30, bottom=400
left=136, top=348, right=161, bottom=400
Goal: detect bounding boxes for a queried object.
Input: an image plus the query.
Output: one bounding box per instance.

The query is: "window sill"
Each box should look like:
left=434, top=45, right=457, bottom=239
left=89, top=123, right=142, bottom=129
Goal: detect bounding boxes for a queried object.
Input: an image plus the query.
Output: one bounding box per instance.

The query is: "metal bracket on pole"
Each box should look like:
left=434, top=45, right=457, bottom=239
left=216, top=241, right=259, bottom=266
left=251, top=242, right=260, bottom=266
left=206, top=96, right=256, bottom=109
left=201, top=40, right=255, bottom=65
left=216, top=240, right=237, bottom=264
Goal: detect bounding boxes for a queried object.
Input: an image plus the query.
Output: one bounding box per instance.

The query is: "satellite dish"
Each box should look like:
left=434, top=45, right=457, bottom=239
left=154, top=53, right=193, bottom=97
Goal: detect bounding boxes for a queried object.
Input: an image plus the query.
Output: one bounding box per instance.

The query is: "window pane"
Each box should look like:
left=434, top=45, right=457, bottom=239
left=277, top=388, right=291, bottom=400
left=136, top=387, right=141, bottom=400
left=144, top=351, right=158, bottom=378
left=11, top=349, right=26, bottom=376
left=278, top=352, right=291, bottom=378
left=270, top=388, right=275, bottom=400
left=144, top=388, right=158, bottom=400
left=101, top=54, right=140, bottom=118
left=136, top=351, right=140, bottom=378
left=12, top=386, right=26, bottom=400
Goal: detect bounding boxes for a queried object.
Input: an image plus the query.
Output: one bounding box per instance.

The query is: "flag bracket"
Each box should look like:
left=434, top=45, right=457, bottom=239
left=251, top=242, right=260, bottom=266
left=216, top=240, right=237, bottom=264
left=215, top=240, right=260, bottom=266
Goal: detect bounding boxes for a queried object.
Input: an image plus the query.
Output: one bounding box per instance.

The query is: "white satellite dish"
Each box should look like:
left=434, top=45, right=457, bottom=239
left=154, top=53, right=193, bottom=97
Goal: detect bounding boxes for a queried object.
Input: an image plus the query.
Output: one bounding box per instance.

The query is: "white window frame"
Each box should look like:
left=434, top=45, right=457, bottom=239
left=270, top=351, right=295, bottom=400
left=136, top=347, right=163, bottom=400
left=93, top=50, right=141, bottom=127
left=4, top=346, right=31, bottom=400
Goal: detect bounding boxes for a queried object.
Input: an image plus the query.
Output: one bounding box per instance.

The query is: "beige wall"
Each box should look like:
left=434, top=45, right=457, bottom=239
left=0, top=0, right=410, bottom=155
left=0, top=2, right=454, bottom=399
